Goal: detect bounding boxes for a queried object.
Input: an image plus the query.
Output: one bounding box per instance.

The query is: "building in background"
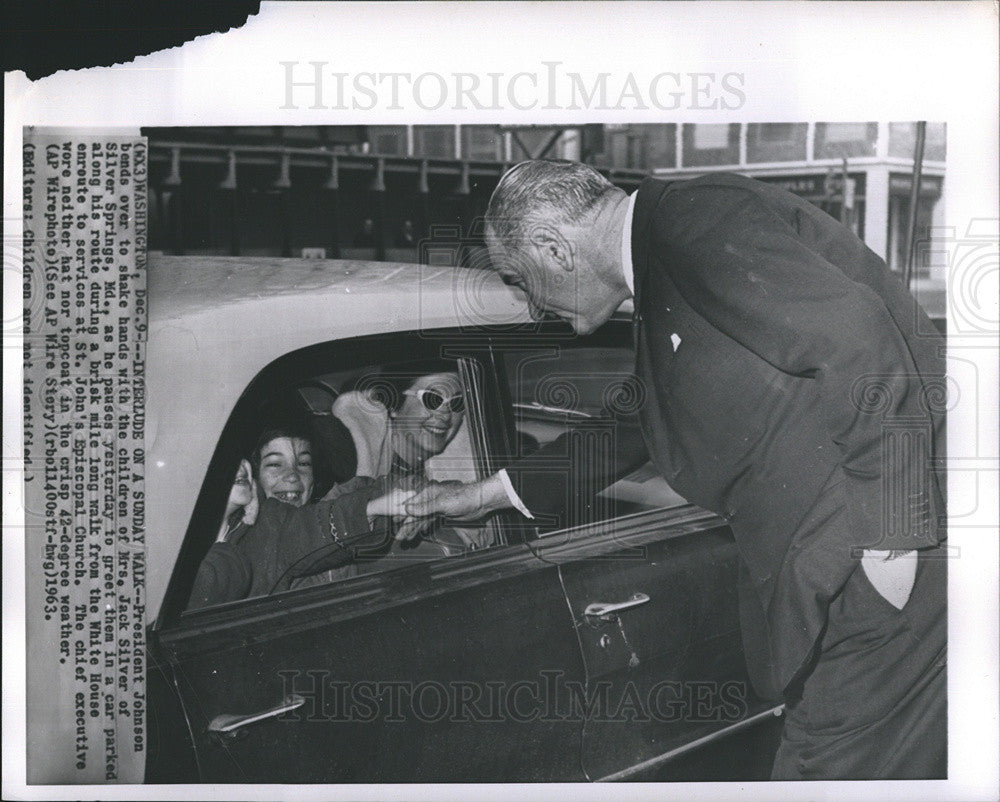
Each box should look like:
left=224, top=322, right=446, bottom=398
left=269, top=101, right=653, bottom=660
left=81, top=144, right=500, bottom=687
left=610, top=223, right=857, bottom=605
left=636, top=122, right=947, bottom=318
left=144, top=124, right=611, bottom=266
left=144, top=122, right=945, bottom=319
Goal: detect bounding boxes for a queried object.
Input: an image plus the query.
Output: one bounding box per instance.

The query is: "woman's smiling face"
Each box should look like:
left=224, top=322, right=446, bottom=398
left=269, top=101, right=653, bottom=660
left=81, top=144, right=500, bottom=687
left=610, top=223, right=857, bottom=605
left=394, top=372, right=464, bottom=466
left=256, top=436, right=314, bottom=507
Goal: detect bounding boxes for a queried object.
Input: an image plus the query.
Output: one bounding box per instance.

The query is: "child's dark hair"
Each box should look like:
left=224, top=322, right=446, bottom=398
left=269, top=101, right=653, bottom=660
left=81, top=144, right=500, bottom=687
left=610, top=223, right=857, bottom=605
left=249, top=425, right=313, bottom=475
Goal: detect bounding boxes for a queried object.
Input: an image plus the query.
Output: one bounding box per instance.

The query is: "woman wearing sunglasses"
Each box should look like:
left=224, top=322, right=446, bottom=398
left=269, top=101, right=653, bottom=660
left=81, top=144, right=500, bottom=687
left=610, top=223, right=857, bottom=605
left=330, top=369, right=466, bottom=481
left=322, top=366, right=496, bottom=551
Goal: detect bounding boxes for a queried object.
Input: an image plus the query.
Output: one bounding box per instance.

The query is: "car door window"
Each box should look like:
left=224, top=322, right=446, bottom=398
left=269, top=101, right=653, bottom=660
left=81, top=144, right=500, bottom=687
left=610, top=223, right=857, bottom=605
left=172, top=334, right=507, bottom=615
left=497, top=332, right=689, bottom=536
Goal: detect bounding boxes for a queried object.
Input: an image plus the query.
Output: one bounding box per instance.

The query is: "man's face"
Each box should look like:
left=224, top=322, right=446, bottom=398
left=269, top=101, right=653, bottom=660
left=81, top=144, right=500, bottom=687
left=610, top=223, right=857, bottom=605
left=257, top=436, right=314, bottom=507
left=487, top=228, right=608, bottom=335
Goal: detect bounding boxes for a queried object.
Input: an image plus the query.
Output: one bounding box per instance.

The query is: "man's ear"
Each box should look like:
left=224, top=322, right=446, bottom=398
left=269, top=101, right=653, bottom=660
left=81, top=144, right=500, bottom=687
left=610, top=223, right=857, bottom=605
left=528, top=224, right=574, bottom=272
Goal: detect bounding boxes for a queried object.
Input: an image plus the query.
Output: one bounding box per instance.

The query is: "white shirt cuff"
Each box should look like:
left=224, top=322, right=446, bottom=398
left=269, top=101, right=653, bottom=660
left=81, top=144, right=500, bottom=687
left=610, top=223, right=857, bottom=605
left=497, top=469, right=534, bottom=519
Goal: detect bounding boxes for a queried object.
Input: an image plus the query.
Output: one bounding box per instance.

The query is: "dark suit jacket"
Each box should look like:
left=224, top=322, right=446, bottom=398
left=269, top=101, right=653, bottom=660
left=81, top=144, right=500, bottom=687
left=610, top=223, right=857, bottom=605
left=504, top=410, right=649, bottom=528
left=630, top=173, right=946, bottom=699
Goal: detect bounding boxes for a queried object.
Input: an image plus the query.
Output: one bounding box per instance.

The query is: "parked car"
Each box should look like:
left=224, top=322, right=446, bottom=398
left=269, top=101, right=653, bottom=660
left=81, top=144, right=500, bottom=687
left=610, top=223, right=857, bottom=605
left=144, top=256, right=783, bottom=783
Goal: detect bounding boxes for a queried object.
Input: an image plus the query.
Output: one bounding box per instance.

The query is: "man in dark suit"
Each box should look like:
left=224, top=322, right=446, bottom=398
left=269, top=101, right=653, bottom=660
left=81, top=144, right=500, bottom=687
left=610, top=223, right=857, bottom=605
left=406, top=159, right=947, bottom=779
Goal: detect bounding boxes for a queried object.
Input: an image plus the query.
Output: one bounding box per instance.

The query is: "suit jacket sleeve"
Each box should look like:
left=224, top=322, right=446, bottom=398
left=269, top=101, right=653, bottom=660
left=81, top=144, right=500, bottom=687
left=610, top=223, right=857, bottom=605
left=653, top=182, right=940, bottom=550
left=503, top=411, right=649, bottom=524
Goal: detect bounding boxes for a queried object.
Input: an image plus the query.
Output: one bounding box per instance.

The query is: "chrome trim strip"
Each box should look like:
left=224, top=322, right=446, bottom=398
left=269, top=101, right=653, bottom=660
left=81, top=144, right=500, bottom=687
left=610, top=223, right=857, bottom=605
left=596, top=705, right=785, bottom=782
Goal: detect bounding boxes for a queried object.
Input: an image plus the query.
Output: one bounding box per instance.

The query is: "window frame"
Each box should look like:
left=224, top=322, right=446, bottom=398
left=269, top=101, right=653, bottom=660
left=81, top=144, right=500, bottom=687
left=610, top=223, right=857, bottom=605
left=412, top=125, right=456, bottom=159
left=813, top=122, right=879, bottom=160
left=156, top=328, right=515, bottom=629
left=746, top=123, right=808, bottom=164
left=681, top=123, right=741, bottom=167
left=485, top=317, right=694, bottom=542
left=460, top=125, right=504, bottom=162
left=156, top=318, right=711, bottom=632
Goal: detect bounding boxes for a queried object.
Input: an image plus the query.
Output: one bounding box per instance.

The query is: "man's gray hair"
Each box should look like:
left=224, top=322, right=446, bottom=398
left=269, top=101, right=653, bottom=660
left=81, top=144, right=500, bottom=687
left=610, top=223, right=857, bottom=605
left=486, top=159, right=616, bottom=253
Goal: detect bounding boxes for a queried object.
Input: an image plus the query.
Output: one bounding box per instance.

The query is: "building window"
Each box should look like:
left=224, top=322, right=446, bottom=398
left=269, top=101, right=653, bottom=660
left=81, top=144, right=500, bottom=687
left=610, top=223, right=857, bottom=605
left=461, top=126, right=503, bottom=161
left=607, top=129, right=633, bottom=169
left=278, top=127, right=324, bottom=145
left=814, top=122, right=878, bottom=159
left=681, top=123, right=740, bottom=167
left=509, top=127, right=566, bottom=161
left=886, top=174, right=944, bottom=278
left=888, top=122, right=947, bottom=162
left=604, top=124, right=677, bottom=170
left=413, top=126, right=456, bottom=159
left=746, top=123, right=808, bottom=163
left=369, top=126, right=408, bottom=156
left=641, top=124, right=677, bottom=170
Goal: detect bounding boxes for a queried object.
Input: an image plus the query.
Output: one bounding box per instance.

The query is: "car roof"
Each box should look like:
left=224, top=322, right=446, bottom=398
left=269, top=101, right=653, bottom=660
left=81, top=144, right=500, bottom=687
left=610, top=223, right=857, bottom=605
left=149, top=255, right=527, bottom=326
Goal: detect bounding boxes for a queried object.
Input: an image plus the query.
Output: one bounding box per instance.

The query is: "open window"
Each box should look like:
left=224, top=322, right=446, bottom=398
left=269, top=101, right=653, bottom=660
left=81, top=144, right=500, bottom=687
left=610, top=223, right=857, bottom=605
left=168, top=330, right=509, bottom=616
left=493, top=320, right=689, bottom=537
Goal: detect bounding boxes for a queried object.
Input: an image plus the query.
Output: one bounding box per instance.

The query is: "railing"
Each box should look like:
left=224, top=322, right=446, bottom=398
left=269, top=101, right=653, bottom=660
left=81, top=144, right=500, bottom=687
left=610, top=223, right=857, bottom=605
left=146, top=141, right=650, bottom=259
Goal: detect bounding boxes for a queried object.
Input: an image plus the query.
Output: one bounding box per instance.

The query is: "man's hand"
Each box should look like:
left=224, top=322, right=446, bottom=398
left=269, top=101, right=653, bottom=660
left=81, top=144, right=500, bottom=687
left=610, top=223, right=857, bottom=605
left=404, top=474, right=511, bottom=521
left=369, top=474, right=514, bottom=544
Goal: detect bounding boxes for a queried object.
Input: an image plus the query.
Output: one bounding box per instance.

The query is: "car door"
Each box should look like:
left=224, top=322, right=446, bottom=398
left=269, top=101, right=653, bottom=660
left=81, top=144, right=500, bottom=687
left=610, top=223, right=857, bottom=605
left=154, top=547, right=585, bottom=782
left=493, top=321, right=783, bottom=781
left=147, top=331, right=588, bottom=783
left=551, top=512, right=780, bottom=781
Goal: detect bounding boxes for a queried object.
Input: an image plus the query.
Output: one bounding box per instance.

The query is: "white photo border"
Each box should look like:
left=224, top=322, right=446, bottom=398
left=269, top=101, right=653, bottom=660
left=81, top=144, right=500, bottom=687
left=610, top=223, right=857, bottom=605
left=4, top=2, right=998, bottom=800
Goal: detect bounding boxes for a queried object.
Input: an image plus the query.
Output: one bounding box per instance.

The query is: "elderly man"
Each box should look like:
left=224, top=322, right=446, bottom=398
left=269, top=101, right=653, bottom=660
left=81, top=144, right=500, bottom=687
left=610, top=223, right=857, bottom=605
left=406, top=159, right=947, bottom=780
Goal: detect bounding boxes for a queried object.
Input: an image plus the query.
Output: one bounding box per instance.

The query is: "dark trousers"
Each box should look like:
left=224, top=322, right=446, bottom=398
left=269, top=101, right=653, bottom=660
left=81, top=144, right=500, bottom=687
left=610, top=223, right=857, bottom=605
left=771, top=546, right=947, bottom=779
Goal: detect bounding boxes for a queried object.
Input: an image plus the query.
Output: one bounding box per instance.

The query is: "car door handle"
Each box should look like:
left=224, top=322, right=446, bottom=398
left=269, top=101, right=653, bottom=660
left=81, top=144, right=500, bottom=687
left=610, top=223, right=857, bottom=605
left=207, top=694, right=307, bottom=734
left=583, top=592, right=650, bottom=619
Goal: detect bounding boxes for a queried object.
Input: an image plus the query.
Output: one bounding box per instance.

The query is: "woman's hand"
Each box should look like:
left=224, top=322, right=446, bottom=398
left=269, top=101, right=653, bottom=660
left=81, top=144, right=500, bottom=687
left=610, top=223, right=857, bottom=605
left=367, top=478, right=450, bottom=542
left=366, top=486, right=418, bottom=519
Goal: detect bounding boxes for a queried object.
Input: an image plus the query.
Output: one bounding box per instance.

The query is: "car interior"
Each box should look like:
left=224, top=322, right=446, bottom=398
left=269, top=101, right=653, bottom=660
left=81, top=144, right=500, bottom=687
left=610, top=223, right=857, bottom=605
left=184, top=335, right=690, bottom=612
left=501, top=344, right=688, bottom=523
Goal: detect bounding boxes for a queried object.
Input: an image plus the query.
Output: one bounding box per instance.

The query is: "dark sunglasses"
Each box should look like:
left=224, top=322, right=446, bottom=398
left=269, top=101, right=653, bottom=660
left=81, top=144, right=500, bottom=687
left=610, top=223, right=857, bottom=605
left=405, top=388, right=465, bottom=413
